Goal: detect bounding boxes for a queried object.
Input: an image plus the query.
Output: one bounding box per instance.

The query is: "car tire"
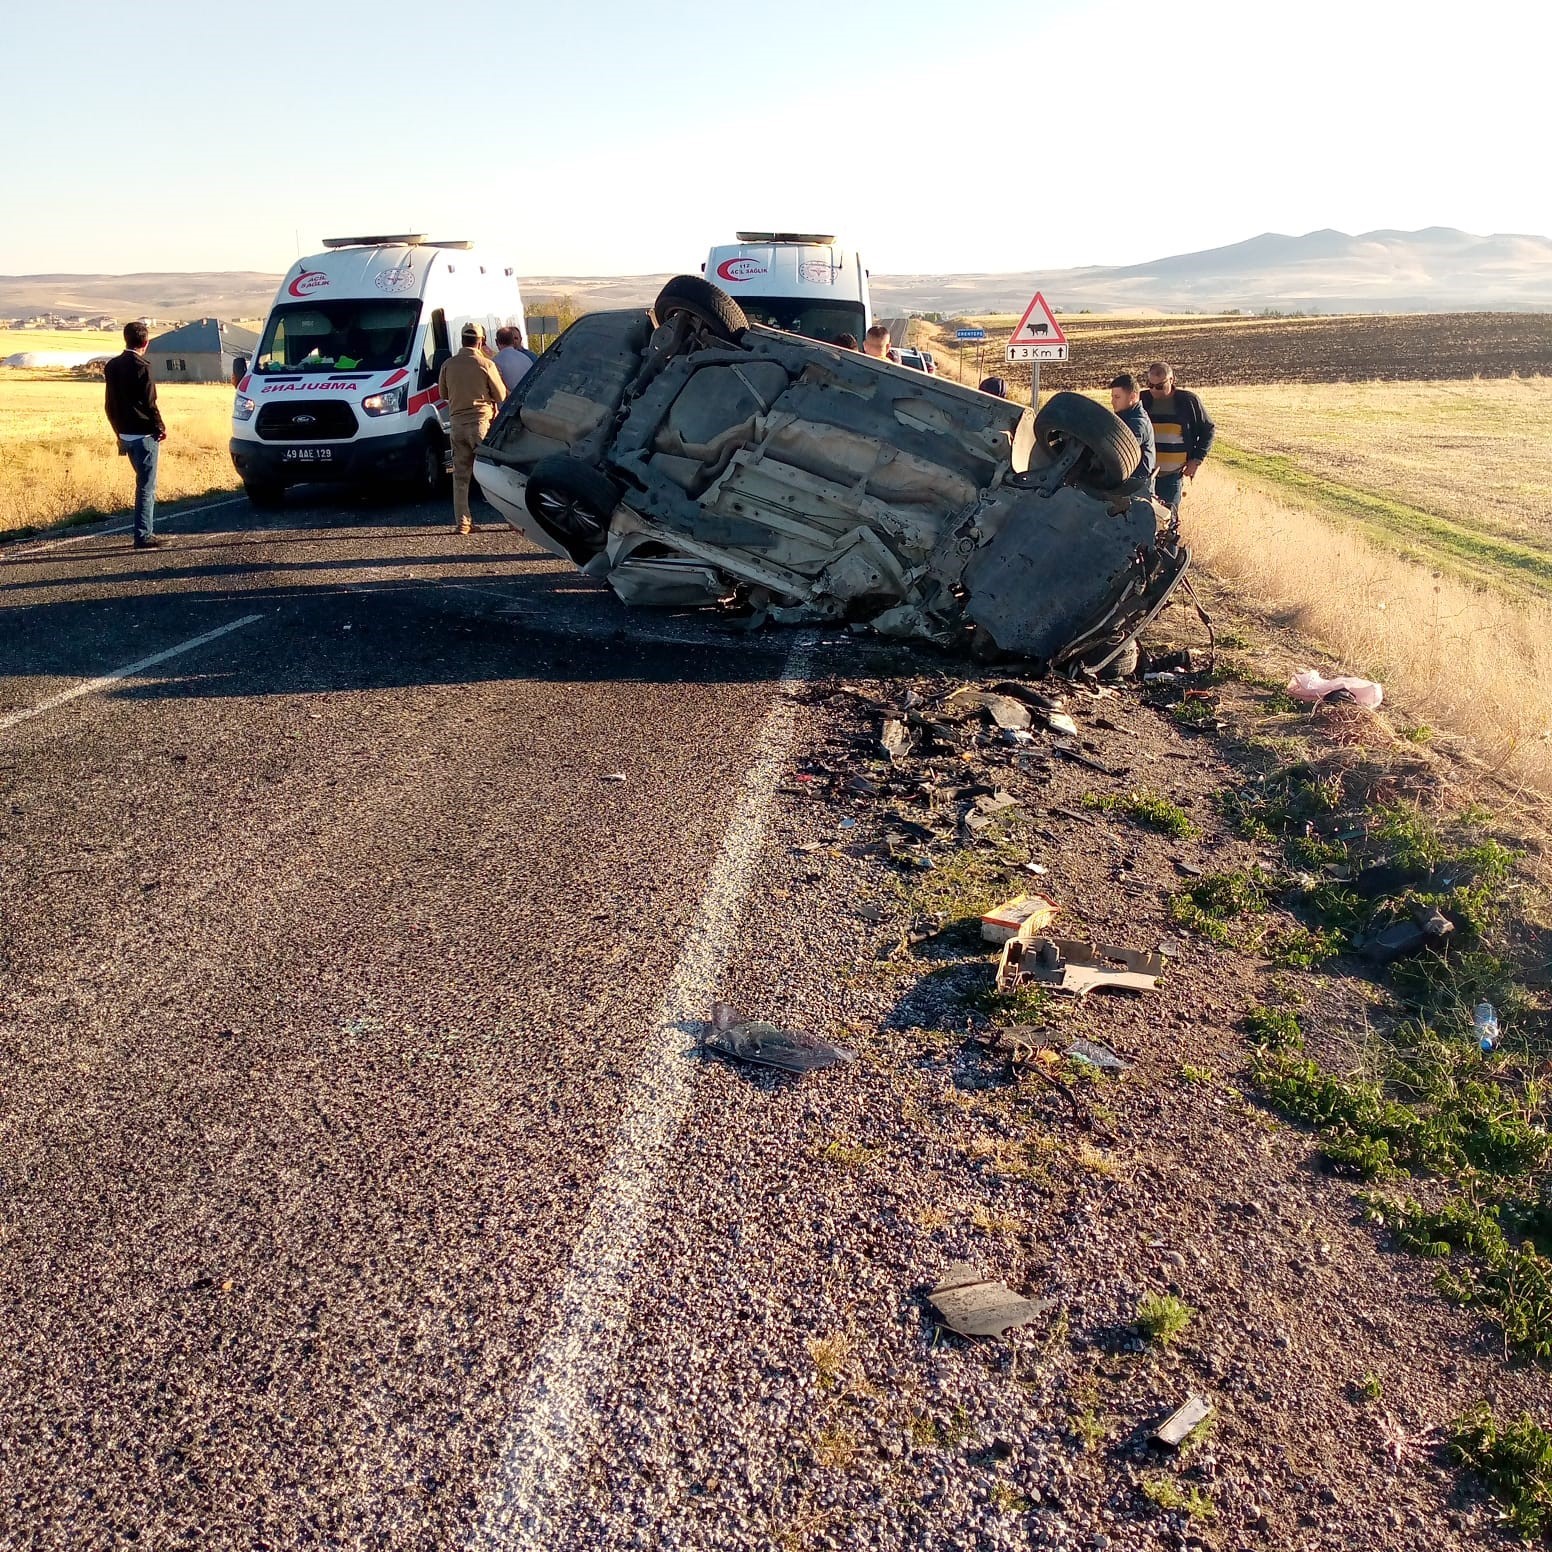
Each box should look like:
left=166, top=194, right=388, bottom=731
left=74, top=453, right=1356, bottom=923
left=1033, top=391, right=1141, bottom=488
left=244, top=479, right=284, bottom=510
left=652, top=275, right=748, bottom=344
left=524, top=455, right=621, bottom=563
left=420, top=430, right=448, bottom=495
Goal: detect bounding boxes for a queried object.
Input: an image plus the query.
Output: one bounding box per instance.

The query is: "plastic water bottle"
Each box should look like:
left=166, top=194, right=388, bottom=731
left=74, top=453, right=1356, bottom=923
left=1474, top=1002, right=1499, bottom=1053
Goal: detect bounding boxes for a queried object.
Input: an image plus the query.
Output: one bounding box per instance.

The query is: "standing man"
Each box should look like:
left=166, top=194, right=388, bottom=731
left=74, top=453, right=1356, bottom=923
left=104, top=320, right=167, bottom=550
left=1108, top=373, right=1157, bottom=492
left=492, top=326, right=538, bottom=392
left=862, top=324, right=893, bottom=361
left=1142, top=361, right=1215, bottom=516
left=437, top=323, right=507, bottom=535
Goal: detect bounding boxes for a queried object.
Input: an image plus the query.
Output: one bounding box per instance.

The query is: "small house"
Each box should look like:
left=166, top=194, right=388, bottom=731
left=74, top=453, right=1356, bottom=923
left=148, top=318, right=260, bottom=383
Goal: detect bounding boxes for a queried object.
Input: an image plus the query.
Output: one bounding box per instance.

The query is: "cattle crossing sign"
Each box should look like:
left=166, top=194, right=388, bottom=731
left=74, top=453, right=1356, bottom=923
left=1005, top=291, right=1068, bottom=363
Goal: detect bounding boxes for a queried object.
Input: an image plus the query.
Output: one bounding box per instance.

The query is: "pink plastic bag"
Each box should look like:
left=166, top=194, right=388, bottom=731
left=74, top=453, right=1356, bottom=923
left=1287, top=669, right=1384, bottom=709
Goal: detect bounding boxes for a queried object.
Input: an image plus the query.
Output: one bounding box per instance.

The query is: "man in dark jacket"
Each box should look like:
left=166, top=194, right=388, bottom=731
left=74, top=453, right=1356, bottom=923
left=1142, top=361, right=1215, bottom=516
left=1109, top=373, right=1156, bottom=491
left=103, top=320, right=168, bottom=548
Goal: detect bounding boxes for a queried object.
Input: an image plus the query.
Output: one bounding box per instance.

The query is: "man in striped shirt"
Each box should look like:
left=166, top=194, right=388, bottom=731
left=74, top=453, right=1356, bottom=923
left=1142, top=361, right=1215, bottom=516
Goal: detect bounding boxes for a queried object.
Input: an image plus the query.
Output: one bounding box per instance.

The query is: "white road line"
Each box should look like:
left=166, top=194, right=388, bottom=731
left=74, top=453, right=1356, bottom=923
left=4, top=495, right=250, bottom=558
left=0, top=614, right=265, bottom=732
left=473, top=635, right=816, bottom=1550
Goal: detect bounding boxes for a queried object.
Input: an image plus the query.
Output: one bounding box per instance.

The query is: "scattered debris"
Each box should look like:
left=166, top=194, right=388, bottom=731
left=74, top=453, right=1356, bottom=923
left=1047, top=713, right=1080, bottom=738
left=1154, top=1394, right=1215, bottom=1448
left=1066, top=1037, right=1131, bottom=1073
left=927, top=1262, right=1056, bottom=1340
left=1054, top=744, right=1126, bottom=777
left=939, top=688, right=1034, bottom=731
left=601, top=772, right=627, bottom=783
left=702, top=1004, right=855, bottom=1075
left=981, top=892, right=1059, bottom=945
left=1361, top=903, right=1456, bottom=964
left=878, top=717, right=912, bottom=763
left=1000, top=935, right=1166, bottom=997
left=1288, top=669, right=1384, bottom=709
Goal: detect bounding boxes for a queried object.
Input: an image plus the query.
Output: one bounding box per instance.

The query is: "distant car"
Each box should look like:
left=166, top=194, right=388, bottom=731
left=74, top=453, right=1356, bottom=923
left=474, top=275, right=1186, bottom=665
left=896, top=347, right=928, bottom=371
left=921, top=350, right=938, bottom=374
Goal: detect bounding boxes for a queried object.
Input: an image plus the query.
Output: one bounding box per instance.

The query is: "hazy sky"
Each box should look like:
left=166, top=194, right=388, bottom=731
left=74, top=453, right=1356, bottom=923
left=1, top=0, right=1541, bottom=277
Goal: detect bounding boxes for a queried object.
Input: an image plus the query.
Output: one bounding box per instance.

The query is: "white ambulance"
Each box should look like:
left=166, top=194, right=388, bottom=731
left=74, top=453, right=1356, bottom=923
left=230, top=235, right=526, bottom=506
left=701, top=233, right=871, bottom=343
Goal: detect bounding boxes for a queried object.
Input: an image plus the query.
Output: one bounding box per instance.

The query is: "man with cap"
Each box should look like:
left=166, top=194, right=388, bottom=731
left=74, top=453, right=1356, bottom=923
left=437, top=323, right=507, bottom=534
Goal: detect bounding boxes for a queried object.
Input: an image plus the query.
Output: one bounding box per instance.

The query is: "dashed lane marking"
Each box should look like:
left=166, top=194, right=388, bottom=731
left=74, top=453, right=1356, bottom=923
left=473, top=634, right=817, bottom=1550
left=0, top=613, right=265, bottom=732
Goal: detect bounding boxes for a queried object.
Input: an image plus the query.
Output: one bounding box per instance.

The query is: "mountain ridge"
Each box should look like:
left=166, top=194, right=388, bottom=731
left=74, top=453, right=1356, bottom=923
left=2, top=228, right=1548, bottom=320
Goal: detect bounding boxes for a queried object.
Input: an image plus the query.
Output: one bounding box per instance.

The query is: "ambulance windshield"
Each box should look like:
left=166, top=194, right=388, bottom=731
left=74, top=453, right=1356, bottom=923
left=255, top=300, right=422, bottom=373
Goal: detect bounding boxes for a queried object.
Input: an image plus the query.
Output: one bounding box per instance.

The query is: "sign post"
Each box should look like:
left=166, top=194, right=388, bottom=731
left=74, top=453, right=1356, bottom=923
left=1005, top=291, right=1068, bottom=407
left=954, top=325, right=986, bottom=387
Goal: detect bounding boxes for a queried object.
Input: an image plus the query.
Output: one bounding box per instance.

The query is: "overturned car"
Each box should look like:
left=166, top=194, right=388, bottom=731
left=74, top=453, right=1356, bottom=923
left=474, top=277, right=1190, bottom=667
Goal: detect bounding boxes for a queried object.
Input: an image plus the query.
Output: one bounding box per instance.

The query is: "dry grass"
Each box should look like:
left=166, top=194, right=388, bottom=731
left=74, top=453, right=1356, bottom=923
left=0, top=374, right=238, bottom=533
left=1208, top=379, right=1552, bottom=548
left=0, top=328, right=124, bottom=356
left=1185, top=463, right=1552, bottom=794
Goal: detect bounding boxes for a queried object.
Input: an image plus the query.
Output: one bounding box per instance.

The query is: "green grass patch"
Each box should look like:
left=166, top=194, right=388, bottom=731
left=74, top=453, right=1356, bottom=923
left=1140, top=1474, right=1216, bottom=1521
left=1215, top=440, right=1552, bottom=600
left=1169, top=867, right=1275, bottom=945
left=1136, top=1292, right=1195, bottom=1347
left=1084, top=787, right=1197, bottom=839
left=1452, top=1403, right=1552, bottom=1535
left=1244, top=1005, right=1304, bottom=1051
left=1266, top=922, right=1347, bottom=968
left=1179, top=1063, right=1217, bottom=1085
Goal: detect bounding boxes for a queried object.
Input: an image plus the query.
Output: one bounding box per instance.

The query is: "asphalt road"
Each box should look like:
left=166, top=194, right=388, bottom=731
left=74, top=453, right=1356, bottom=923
left=0, top=488, right=800, bottom=1548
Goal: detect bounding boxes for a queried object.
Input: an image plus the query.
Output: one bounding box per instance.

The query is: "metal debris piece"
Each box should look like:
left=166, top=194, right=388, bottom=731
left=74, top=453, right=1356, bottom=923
left=1047, top=713, right=1079, bottom=737
left=1154, top=1395, right=1214, bottom=1448
left=1066, top=1037, right=1130, bottom=1073
left=702, top=1003, right=855, bottom=1074
left=1000, top=935, right=1166, bottom=997
left=981, top=892, right=1059, bottom=945
left=927, top=1262, right=1055, bottom=1340
left=601, top=772, right=627, bottom=783
left=1054, top=744, right=1125, bottom=777
left=939, top=689, right=1034, bottom=731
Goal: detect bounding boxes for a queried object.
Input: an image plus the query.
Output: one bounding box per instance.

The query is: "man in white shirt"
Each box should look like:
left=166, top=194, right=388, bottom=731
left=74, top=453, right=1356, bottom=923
left=493, top=326, right=537, bottom=392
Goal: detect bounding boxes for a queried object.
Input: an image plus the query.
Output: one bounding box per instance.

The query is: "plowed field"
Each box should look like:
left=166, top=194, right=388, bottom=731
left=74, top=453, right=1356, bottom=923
left=933, top=311, right=1552, bottom=394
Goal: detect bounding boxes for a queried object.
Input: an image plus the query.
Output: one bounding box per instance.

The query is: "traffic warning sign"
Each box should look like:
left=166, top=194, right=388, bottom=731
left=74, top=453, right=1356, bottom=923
left=1005, top=291, right=1069, bottom=362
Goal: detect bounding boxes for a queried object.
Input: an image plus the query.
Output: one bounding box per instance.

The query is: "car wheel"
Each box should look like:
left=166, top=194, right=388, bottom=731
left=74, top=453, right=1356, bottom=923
left=524, top=455, right=621, bottom=563
left=1033, top=391, right=1141, bottom=488
left=243, top=479, right=284, bottom=510
left=420, top=432, right=447, bottom=495
left=652, top=275, right=748, bottom=345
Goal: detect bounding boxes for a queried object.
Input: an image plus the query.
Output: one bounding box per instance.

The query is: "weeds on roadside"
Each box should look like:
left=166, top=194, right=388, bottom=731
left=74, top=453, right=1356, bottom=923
left=1141, top=1474, right=1216, bottom=1521
left=1244, top=1005, right=1304, bottom=1051
left=1168, top=867, right=1275, bottom=945
left=1136, top=1292, right=1195, bottom=1347
left=1179, top=1063, right=1217, bottom=1085
left=1452, top=1403, right=1552, bottom=1536
left=1084, top=788, right=1197, bottom=839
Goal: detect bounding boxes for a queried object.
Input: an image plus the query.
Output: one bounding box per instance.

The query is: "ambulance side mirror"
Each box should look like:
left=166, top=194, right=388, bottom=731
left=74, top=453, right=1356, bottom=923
left=231, top=356, right=248, bottom=385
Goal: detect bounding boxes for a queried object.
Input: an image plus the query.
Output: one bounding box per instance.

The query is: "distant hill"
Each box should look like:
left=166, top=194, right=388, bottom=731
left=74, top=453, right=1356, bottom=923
left=3, top=229, right=1548, bottom=322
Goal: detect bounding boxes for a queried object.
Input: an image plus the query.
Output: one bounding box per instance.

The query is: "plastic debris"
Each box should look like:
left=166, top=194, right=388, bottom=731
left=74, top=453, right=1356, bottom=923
left=999, top=935, right=1165, bottom=997
left=1288, top=669, right=1384, bottom=709
left=702, top=1003, right=855, bottom=1074
left=1474, top=1001, right=1499, bottom=1053
left=980, top=892, right=1059, bottom=945
left=927, top=1262, right=1055, bottom=1340
left=1154, top=1394, right=1214, bottom=1448
left=1066, top=1037, right=1130, bottom=1073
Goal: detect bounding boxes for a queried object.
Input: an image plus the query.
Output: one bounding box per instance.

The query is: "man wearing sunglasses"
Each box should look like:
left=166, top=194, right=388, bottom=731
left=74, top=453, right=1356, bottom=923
left=1141, top=361, right=1215, bottom=516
